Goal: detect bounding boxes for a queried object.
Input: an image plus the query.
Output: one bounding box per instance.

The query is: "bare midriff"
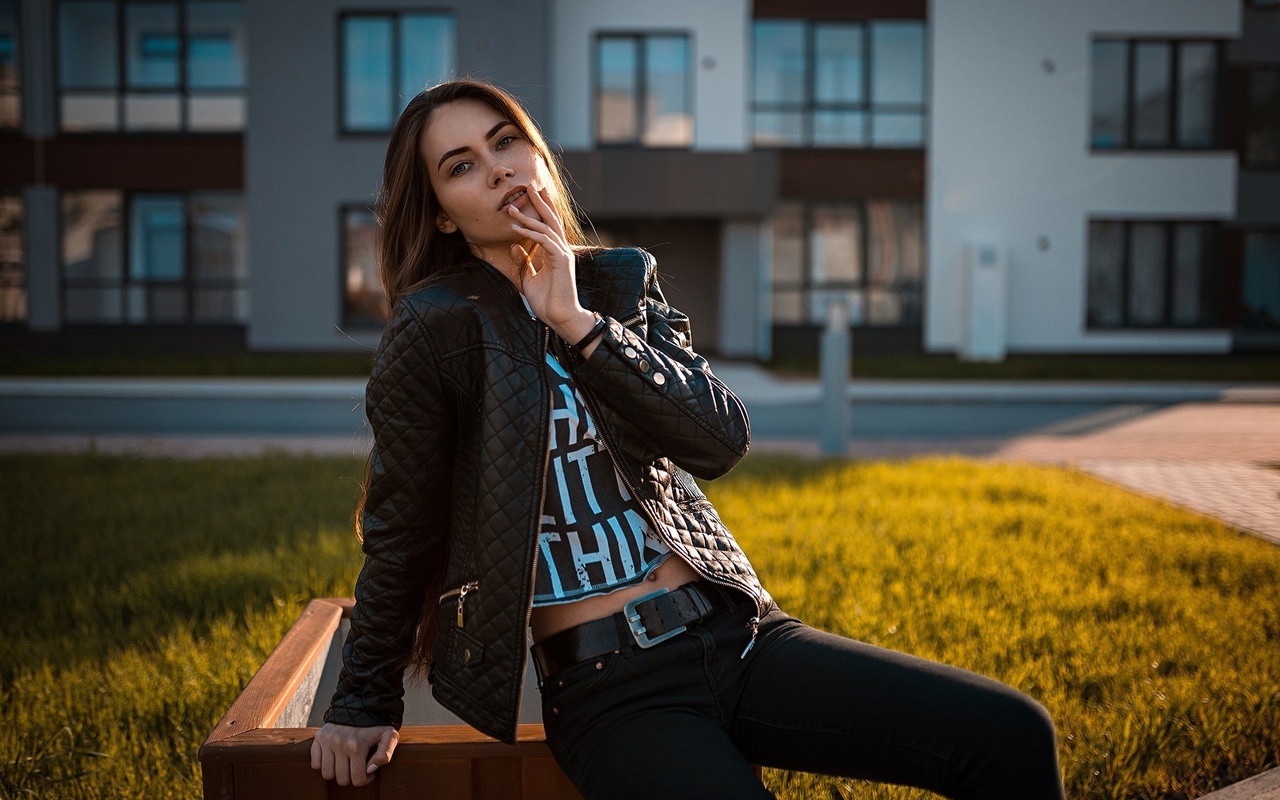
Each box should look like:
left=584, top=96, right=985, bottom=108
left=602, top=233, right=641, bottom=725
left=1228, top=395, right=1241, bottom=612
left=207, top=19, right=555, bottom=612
left=528, top=551, right=704, bottom=644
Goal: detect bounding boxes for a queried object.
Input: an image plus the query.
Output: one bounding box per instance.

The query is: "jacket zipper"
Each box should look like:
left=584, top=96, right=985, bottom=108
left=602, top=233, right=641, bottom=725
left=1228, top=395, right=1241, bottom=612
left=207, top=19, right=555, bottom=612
left=561, top=333, right=763, bottom=653
left=517, top=325, right=552, bottom=695
left=439, top=580, right=480, bottom=628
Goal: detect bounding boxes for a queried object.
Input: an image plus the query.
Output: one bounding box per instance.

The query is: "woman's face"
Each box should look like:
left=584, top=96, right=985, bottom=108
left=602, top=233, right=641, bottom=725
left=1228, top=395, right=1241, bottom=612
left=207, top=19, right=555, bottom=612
left=419, top=98, right=552, bottom=257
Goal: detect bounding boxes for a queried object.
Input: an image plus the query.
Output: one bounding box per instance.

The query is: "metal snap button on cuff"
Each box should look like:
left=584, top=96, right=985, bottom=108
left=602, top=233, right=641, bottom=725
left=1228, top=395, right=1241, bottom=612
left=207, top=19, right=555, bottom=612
left=654, top=373, right=666, bottom=385
left=624, top=346, right=637, bottom=359
left=638, top=359, right=650, bottom=372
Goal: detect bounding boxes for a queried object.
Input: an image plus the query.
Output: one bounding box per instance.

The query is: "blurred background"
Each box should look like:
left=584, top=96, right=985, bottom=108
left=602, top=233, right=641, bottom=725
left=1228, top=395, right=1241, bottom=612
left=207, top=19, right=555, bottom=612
left=0, top=0, right=1276, bottom=367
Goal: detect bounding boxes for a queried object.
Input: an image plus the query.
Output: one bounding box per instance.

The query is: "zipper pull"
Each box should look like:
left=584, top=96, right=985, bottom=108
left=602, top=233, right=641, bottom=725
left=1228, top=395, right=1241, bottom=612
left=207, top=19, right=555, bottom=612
left=740, top=615, right=760, bottom=659
left=456, top=581, right=478, bottom=629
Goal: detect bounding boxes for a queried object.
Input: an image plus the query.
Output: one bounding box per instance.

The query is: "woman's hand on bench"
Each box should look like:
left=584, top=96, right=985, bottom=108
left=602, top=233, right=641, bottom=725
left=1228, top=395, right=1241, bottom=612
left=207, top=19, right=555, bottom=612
left=311, top=722, right=399, bottom=787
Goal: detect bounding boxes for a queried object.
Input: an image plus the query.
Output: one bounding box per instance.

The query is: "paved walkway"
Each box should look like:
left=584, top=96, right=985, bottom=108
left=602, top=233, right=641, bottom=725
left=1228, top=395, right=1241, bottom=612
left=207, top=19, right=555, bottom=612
left=1002, top=403, right=1280, bottom=546
left=753, top=401, right=1280, bottom=547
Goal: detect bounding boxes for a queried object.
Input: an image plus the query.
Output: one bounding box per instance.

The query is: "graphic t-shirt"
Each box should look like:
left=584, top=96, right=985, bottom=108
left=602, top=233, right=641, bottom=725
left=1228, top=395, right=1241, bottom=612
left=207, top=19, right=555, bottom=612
left=526, top=302, right=672, bottom=606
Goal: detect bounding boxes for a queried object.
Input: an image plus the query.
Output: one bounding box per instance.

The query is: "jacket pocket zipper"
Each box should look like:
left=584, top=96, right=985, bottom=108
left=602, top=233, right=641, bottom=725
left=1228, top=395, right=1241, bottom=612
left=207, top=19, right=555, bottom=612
left=440, top=580, right=479, bottom=629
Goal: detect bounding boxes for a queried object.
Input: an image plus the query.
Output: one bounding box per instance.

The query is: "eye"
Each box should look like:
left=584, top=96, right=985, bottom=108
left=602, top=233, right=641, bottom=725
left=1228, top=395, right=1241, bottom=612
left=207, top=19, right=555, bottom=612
left=448, top=161, right=470, bottom=177
left=496, top=134, right=517, bottom=149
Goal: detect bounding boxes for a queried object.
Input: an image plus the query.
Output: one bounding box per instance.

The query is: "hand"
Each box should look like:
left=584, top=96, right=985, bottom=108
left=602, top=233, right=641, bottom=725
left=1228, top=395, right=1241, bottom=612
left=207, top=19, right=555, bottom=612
left=507, top=185, right=584, bottom=329
left=311, top=722, right=398, bottom=787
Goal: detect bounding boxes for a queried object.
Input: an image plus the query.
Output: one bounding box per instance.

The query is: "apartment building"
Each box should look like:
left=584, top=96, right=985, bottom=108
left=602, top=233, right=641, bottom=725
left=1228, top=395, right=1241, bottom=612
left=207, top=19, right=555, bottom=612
left=0, top=0, right=1275, bottom=359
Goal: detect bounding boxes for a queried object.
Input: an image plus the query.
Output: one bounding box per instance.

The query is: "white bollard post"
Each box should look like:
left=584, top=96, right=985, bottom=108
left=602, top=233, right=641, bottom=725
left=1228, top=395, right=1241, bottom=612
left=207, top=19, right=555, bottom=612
left=820, top=294, right=851, bottom=456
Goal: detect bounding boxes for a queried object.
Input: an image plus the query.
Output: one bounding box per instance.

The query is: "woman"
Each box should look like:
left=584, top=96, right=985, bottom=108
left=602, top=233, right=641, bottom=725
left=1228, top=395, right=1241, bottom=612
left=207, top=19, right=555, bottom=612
left=310, top=78, right=1067, bottom=800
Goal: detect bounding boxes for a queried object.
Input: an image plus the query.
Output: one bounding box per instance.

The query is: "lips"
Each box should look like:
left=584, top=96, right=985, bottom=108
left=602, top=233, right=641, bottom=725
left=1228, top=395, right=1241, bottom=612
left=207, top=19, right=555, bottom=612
left=498, top=185, right=528, bottom=211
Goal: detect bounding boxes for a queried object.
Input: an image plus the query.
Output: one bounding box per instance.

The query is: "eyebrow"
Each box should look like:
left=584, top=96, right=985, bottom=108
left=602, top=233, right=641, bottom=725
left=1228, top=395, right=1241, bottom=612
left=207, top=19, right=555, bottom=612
left=436, top=120, right=514, bottom=171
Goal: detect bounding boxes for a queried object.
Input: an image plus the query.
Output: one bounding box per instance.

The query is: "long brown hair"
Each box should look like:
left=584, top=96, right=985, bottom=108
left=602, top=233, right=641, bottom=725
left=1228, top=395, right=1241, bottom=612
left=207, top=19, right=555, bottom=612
left=357, top=78, right=594, bottom=683
left=374, top=77, right=592, bottom=309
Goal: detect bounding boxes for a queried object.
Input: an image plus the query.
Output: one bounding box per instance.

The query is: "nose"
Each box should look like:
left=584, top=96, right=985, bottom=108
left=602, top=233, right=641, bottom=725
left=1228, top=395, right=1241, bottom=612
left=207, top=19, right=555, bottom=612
left=489, top=157, right=515, bottom=187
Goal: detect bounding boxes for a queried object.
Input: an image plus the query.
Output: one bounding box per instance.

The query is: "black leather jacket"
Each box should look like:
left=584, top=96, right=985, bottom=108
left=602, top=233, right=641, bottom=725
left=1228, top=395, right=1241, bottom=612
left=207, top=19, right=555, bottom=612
left=323, top=246, right=772, bottom=744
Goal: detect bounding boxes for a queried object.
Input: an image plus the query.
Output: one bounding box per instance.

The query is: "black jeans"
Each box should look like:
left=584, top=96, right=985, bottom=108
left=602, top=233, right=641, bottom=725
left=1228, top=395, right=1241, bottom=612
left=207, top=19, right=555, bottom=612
left=538, top=584, right=1066, bottom=800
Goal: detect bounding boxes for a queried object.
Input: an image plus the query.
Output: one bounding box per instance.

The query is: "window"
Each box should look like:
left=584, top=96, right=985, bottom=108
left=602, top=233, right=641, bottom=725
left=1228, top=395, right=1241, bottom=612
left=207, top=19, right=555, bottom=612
left=595, top=33, right=692, bottom=147
left=57, top=0, right=246, bottom=133
left=770, top=200, right=923, bottom=326
left=1086, top=220, right=1219, bottom=328
left=60, top=190, right=247, bottom=324
left=1241, top=232, right=1280, bottom=328
left=1246, top=69, right=1280, bottom=167
left=341, top=205, right=387, bottom=328
left=752, top=19, right=926, bottom=148
left=0, top=193, right=23, bottom=323
left=1090, top=38, right=1221, bottom=150
left=0, top=1, right=19, bottom=129
left=340, top=11, right=454, bottom=134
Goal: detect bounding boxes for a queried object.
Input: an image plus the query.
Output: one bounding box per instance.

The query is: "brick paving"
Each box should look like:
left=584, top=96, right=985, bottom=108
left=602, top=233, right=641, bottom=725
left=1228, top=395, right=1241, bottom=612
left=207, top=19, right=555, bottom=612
left=989, top=403, right=1280, bottom=546
left=751, top=402, right=1280, bottom=547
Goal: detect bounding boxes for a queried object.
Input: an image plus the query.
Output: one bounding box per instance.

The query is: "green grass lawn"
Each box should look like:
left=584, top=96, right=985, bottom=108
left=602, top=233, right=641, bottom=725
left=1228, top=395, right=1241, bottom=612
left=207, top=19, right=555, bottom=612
left=1, top=453, right=1277, bottom=799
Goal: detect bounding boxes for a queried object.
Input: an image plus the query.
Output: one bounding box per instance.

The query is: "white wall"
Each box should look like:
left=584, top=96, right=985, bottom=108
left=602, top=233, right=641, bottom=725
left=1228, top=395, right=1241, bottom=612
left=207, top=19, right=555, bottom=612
left=550, top=0, right=750, bottom=152
left=927, top=0, right=1240, bottom=354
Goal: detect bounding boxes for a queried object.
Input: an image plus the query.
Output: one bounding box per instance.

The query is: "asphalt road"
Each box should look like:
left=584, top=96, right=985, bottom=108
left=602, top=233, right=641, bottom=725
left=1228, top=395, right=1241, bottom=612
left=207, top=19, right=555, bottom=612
left=0, top=391, right=1168, bottom=441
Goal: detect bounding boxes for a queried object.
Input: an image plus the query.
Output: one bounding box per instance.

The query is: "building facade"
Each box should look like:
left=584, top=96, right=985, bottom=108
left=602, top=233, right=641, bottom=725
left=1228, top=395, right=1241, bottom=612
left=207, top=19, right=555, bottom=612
left=0, top=0, right=1276, bottom=359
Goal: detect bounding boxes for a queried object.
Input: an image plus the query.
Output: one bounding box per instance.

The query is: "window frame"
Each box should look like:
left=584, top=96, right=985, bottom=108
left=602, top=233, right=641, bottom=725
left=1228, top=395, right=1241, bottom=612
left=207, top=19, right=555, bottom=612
left=750, top=18, right=928, bottom=149
left=338, top=202, right=387, bottom=330
left=770, top=199, right=925, bottom=328
left=53, top=0, right=246, bottom=136
left=58, top=188, right=248, bottom=326
left=1089, top=37, right=1226, bottom=153
left=591, top=29, right=695, bottom=149
left=336, top=8, right=456, bottom=137
left=1085, top=218, right=1223, bottom=330
left=0, top=0, right=22, bottom=132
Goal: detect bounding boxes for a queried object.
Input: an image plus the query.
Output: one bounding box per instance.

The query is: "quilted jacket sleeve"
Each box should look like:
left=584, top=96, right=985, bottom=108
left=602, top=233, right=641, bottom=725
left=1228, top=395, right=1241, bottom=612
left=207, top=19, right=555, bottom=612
left=574, top=248, right=750, bottom=481
left=323, top=301, right=454, bottom=730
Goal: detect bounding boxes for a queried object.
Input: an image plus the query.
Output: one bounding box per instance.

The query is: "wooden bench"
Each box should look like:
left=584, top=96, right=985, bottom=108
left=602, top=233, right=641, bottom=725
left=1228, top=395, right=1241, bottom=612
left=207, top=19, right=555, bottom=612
left=199, top=598, right=582, bottom=799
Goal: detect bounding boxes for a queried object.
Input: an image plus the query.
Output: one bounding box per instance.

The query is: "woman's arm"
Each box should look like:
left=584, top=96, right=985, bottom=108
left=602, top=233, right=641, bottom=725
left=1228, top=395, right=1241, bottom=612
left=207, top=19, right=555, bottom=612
left=572, top=248, right=750, bottom=480
left=323, top=301, right=455, bottom=731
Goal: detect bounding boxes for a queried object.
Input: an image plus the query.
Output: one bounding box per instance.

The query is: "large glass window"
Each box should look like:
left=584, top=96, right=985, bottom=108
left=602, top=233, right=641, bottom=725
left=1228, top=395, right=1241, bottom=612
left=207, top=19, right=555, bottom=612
left=0, top=1, right=19, bottom=129
left=1246, top=69, right=1280, bottom=167
left=340, top=11, right=454, bottom=133
left=0, top=194, right=23, bottom=323
left=753, top=19, right=927, bottom=148
left=60, top=190, right=247, bottom=324
left=595, top=33, right=692, bottom=147
left=770, top=200, right=923, bottom=326
left=1241, top=232, right=1280, bottom=329
left=1090, top=38, right=1221, bottom=150
left=1086, top=220, right=1219, bottom=328
left=341, top=206, right=386, bottom=328
left=57, top=0, right=246, bottom=132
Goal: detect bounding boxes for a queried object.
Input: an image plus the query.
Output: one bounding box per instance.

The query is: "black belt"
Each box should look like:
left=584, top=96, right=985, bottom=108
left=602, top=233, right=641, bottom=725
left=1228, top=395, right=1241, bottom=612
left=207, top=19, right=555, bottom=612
left=530, top=579, right=732, bottom=687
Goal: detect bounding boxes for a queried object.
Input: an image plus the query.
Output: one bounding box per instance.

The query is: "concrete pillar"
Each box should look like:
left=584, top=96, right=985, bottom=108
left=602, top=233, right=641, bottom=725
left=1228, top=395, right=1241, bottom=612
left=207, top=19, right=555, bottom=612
left=23, top=187, right=60, bottom=331
left=718, top=219, right=770, bottom=361
left=21, top=0, right=57, bottom=140
left=819, top=295, right=850, bottom=456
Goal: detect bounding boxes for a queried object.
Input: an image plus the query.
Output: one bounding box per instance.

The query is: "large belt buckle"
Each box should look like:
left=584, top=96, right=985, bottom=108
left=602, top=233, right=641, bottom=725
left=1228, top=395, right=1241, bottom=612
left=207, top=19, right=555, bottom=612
left=623, top=588, right=686, bottom=648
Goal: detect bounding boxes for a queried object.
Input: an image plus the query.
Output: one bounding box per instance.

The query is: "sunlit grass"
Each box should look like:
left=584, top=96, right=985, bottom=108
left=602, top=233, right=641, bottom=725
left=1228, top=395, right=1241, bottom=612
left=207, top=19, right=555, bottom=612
left=719, top=457, right=1280, bottom=800
left=0, top=453, right=370, bottom=798
left=1, top=453, right=1277, bottom=799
